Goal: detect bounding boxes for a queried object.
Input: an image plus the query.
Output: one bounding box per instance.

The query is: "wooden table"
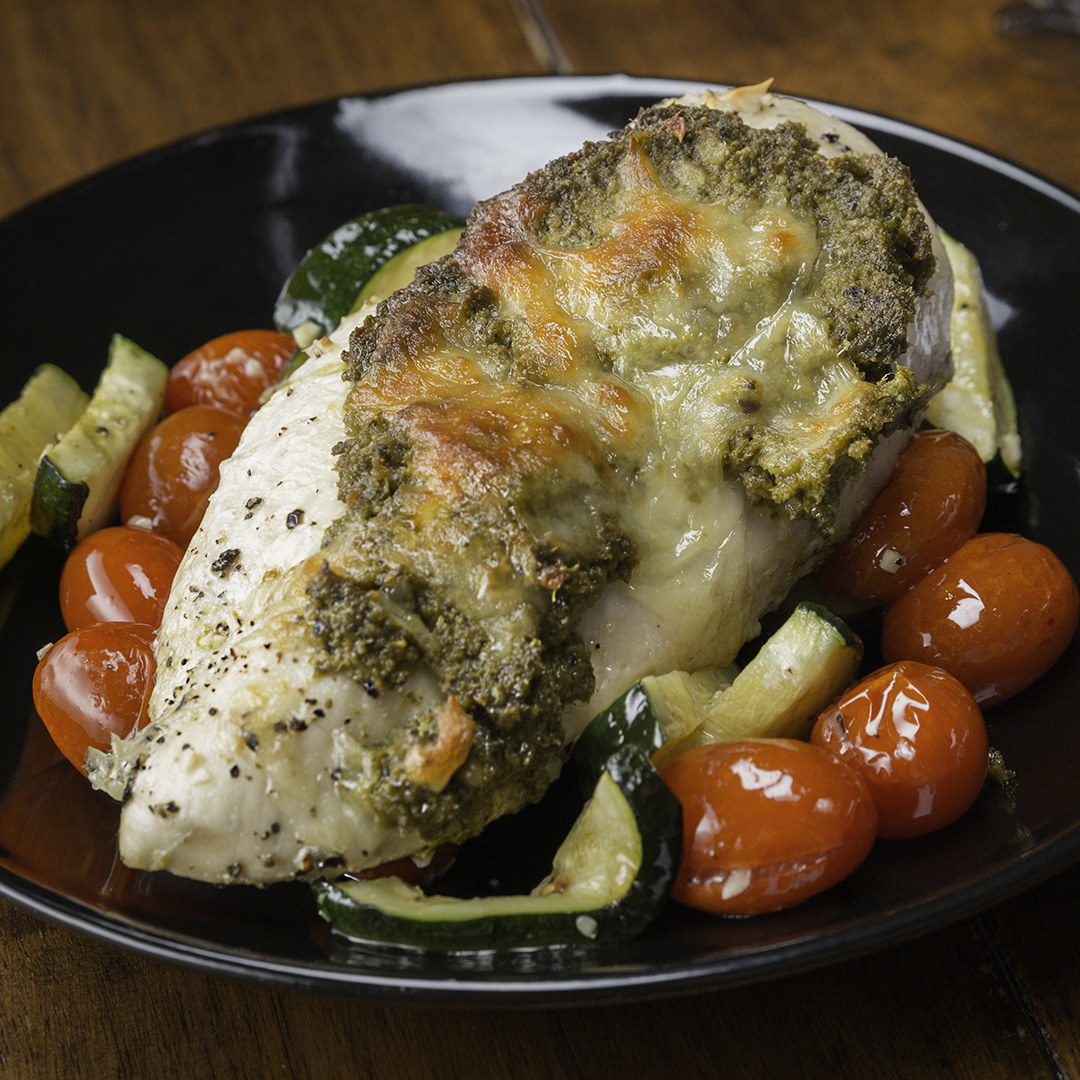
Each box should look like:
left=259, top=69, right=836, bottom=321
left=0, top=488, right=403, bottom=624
left=2, top=1, right=1078, bottom=1076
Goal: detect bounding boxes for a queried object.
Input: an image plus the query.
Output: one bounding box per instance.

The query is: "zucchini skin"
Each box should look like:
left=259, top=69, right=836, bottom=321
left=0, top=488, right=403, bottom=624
left=574, top=684, right=670, bottom=790
left=312, top=745, right=682, bottom=952
left=274, top=205, right=465, bottom=347
left=30, top=335, right=167, bottom=551
left=32, top=456, right=89, bottom=549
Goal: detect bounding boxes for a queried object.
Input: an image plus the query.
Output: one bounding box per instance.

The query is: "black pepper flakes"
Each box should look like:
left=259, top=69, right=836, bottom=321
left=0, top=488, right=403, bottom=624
left=230, top=765, right=241, bottom=778
left=211, top=548, right=241, bottom=576
left=286, top=509, right=305, bottom=529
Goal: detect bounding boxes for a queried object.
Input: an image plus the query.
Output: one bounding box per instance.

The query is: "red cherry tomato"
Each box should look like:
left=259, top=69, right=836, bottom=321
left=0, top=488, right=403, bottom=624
left=59, top=525, right=184, bottom=632
left=659, top=738, right=878, bottom=916
left=811, top=661, right=989, bottom=839
left=32, top=623, right=156, bottom=775
left=819, top=430, right=986, bottom=604
left=350, top=844, right=459, bottom=885
left=881, top=532, right=1079, bottom=707
left=119, top=405, right=245, bottom=548
left=165, top=329, right=293, bottom=417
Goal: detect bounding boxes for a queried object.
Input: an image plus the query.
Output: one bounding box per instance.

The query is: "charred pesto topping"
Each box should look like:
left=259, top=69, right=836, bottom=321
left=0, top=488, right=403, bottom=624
left=307, top=102, right=939, bottom=841
left=529, top=105, right=935, bottom=379
left=308, top=473, right=635, bottom=842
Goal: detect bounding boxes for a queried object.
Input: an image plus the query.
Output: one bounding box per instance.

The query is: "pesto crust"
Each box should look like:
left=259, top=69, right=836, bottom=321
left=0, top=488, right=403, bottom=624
left=309, top=102, right=939, bottom=840
left=527, top=105, right=935, bottom=378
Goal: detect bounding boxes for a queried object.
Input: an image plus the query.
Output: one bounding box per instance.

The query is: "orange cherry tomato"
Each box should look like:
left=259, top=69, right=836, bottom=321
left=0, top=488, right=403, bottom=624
left=819, top=430, right=986, bottom=604
left=811, top=661, right=989, bottom=839
left=881, top=532, right=1079, bottom=707
left=59, top=525, right=184, bottom=632
left=165, top=329, right=293, bottom=417
left=659, top=738, right=878, bottom=916
left=32, top=623, right=156, bottom=775
left=119, top=405, right=245, bottom=548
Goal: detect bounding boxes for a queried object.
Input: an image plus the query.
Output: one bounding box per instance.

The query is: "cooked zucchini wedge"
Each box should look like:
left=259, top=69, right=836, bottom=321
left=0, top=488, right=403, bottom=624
left=574, top=665, right=737, bottom=778
left=578, top=602, right=861, bottom=766
left=31, top=335, right=167, bottom=551
left=349, top=227, right=463, bottom=314
left=312, top=744, right=682, bottom=951
left=692, top=602, right=862, bottom=745
left=274, top=204, right=465, bottom=349
left=928, top=230, right=1022, bottom=477
left=0, top=365, right=89, bottom=569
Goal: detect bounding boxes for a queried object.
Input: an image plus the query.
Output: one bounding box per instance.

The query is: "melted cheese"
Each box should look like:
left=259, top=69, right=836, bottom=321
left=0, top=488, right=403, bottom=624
left=90, top=86, right=954, bottom=885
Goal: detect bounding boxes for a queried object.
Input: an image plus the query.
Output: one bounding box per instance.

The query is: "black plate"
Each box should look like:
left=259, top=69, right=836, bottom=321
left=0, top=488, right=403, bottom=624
left=2, top=75, right=1079, bottom=1005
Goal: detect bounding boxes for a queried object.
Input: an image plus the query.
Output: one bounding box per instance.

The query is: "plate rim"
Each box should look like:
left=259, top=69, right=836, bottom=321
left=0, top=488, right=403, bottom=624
left=2, top=72, right=1079, bottom=1004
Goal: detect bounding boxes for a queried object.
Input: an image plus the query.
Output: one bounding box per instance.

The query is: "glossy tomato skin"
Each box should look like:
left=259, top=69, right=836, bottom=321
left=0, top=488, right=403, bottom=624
left=811, top=661, right=988, bottom=839
left=819, top=430, right=986, bottom=605
left=350, top=844, right=459, bottom=885
left=659, top=738, right=878, bottom=916
left=882, top=532, right=1079, bottom=707
left=119, top=405, right=245, bottom=548
left=165, top=329, right=293, bottom=417
left=32, top=623, right=156, bottom=775
left=59, top=525, right=184, bottom=632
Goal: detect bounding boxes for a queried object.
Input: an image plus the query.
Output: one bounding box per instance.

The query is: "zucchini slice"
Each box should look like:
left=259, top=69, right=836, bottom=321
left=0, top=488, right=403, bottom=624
left=0, top=365, right=89, bottom=569
left=349, top=227, right=463, bottom=313
left=927, top=230, right=1022, bottom=477
left=577, top=602, right=861, bottom=766
left=31, top=335, right=167, bottom=551
left=574, top=665, right=737, bottom=779
left=274, top=205, right=465, bottom=349
left=693, top=602, right=862, bottom=745
left=312, top=745, right=682, bottom=951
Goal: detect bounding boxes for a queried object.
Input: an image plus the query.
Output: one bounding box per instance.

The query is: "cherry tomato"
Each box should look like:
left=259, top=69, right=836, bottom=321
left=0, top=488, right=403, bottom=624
left=811, top=661, right=988, bottom=839
left=350, top=844, right=459, bottom=885
left=819, top=430, right=986, bottom=604
left=881, top=532, right=1079, bottom=707
left=59, top=525, right=184, bottom=632
left=659, top=738, right=877, bottom=916
left=119, top=405, right=245, bottom=548
left=32, top=623, right=156, bottom=775
left=165, top=329, right=293, bottom=417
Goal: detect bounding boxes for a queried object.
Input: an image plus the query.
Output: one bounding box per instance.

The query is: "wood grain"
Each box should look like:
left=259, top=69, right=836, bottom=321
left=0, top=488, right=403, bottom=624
left=0, top=896, right=1057, bottom=1080
left=985, top=861, right=1080, bottom=1075
left=2, top=1, right=1079, bottom=1077
left=538, top=0, right=1080, bottom=193
left=0, top=0, right=543, bottom=217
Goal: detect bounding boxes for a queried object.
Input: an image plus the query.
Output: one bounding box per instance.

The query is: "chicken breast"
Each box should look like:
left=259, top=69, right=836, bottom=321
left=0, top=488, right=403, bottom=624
left=88, top=84, right=953, bottom=885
